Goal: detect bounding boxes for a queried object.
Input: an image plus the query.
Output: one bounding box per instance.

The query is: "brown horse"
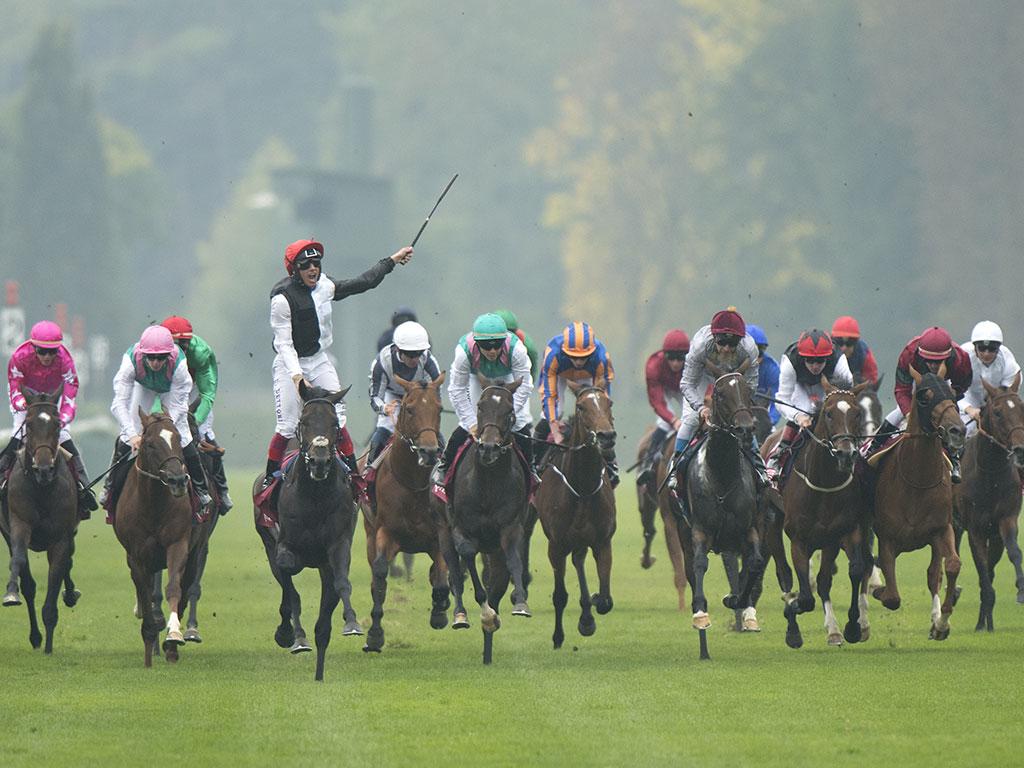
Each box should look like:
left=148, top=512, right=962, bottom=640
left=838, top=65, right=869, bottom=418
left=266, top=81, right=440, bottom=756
left=953, top=380, right=1024, bottom=631
left=634, top=427, right=688, bottom=610
left=114, top=410, right=201, bottom=666
left=774, top=382, right=873, bottom=648
left=1, top=388, right=78, bottom=653
left=536, top=382, right=617, bottom=650
left=363, top=372, right=451, bottom=653
left=872, top=369, right=964, bottom=639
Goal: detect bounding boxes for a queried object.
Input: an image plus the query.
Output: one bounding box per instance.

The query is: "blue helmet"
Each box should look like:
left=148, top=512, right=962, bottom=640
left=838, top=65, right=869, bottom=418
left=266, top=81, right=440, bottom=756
left=747, top=324, right=768, bottom=346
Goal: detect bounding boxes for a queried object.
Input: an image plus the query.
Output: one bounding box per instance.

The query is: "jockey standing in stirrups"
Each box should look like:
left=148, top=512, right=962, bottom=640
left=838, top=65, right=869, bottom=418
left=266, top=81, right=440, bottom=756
left=159, top=315, right=232, bottom=513
left=367, top=320, right=443, bottom=464
left=534, top=321, right=618, bottom=486
left=259, top=238, right=413, bottom=493
left=765, top=329, right=854, bottom=486
left=747, top=324, right=780, bottom=425
left=101, top=325, right=213, bottom=519
left=958, top=320, right=1021, bottom=437
left=636, top=329, right=690, bottom=487
left=667, top=308, right=766, bottom=489
left=0, top=321, right=97, bottom=518
left=866, top=326, right=973, bottom=482
left=831, top=315, right=879, bottom=385
left=432, top=313, right=534, bottom=487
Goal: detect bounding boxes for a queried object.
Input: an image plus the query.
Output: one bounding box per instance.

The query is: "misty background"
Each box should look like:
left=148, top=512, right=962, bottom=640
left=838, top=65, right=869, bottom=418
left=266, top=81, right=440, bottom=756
left=1, top=1, right=1021, bottom=473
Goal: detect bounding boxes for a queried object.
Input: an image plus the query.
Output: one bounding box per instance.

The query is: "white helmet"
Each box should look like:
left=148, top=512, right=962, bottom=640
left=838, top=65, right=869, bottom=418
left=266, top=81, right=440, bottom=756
left=970, top=320, right=1003, bottom=344
left=393, top=321, right=430, bottom=352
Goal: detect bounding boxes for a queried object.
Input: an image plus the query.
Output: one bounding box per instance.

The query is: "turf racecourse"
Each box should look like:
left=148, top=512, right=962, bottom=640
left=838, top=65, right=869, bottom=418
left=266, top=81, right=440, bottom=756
left=2, top=471, right=1022, bottom=767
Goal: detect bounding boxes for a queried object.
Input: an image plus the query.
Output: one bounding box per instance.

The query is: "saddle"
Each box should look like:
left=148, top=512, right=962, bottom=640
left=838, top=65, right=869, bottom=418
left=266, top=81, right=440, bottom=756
left=431, top=438, right=538, bottom=505
left=253, top=450, right=302, bottom=528
left=767, top=432, right=809, bottom=491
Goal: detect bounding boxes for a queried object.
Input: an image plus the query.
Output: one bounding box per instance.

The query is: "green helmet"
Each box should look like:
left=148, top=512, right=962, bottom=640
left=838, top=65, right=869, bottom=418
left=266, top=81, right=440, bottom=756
left=494, top=309, right=519, bottom=332
left=472, top=313, right=508, bottom=340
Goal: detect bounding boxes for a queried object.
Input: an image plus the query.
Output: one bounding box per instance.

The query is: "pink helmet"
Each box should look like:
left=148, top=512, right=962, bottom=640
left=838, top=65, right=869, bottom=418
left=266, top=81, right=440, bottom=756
left=29, top=320, right=63, bottom=349
left=138, top=325, right=176, bottom=355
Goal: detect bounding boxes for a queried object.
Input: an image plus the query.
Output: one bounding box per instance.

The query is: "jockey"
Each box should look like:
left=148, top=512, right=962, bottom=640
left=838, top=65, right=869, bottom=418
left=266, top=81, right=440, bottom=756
left=868, top=325, right=973, bottom=482
left=494, top=309, right=540, bottom=380
left=102, top=325, right=212, bottom=513
left=748, top=323, right=780, bottom=424
left=668, top=308, right=765, bottom=488
left=160, top=315, right=232, bottom=513
left=376, top=306, right=418, bottom=352
left=0, top=321, right=97, bottom=517
left=535, top=321, right=618, bottom=485
left=831, top=315, right=879, bottom=385
left=260, top=238, right=413, bottom=491
left=367, top=320, right=443, bottom=463
left=636, top=329, right=690, bottom=486
left=959, top=320, right=1021, bottom=436
left=432, top=312, right=534, bottom=485
left=765, top=329, right=854, bottom=482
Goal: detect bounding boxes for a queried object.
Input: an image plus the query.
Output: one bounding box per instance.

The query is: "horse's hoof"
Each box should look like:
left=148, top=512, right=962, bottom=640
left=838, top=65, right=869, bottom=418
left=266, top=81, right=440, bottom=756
left=342, top=622, right=363, bottom=636
left=691, top=611, right=711, bottom=630
left=62, top=589, right=81, bottom=607
left=30, top=631, right=42, bottom=649
left=785, top=631, right=803, bottom=649
left=481, top=606, right=500, bottom=633
left=578, top=615, right=596, bottom=637
left=163, top=643, right=180, bottom=662
left=843, top=622, right=862, bottom=644
left=429, top=612, right=449, bottom=630
left=592, top=594, right=613, bottom=615
left=511, top=602, right=532, bottom=617
left=640, top=555, right=656, bottom=569
left=881, top=596, right=900, bottom=611
left=274, top=626, right=295, bottom=649
left=742, top=617, right=761, bottom=632
left=184, top=627, right=202, bottom=643
left=452, top=612, right=470, bottom=629
left=362, top=644, right=382, bottom=653
left=1016, top=589, right=1024, bottom=605
left=722, top=593, right=739, bottom=610
left=827, top=632, right=843, bottom=647
left=290, top=639, right=312, bottom=654
left=164, top=629, right=185, bottom=646
left=3, top=592, right=21, bottom=607
left=860, top=626, right=871, bottom=642
left=931, top=624, right=950, bottom=641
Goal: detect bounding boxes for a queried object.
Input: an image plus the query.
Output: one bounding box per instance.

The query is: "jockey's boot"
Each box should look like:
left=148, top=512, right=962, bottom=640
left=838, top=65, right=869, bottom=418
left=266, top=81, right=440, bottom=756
left=0, top=437, right=22, bottom=500
left=432, top=429, right=464, bottom=487
left=637, top=426, right=669, bottom=486
left=259, top=458, right=281, bottom=493
left=207, top=449, right=233, bottom=514
left=667, top=439, right=698, bottom=491
left=183, top=443, right=213, bottom=512
left=765, top=422, right=799, bottom=489
left=341, top=452, right=367, bottom=497
left=867, top=419, right=899, bottom=457
left=62, top=440, right=98, bottom=519
left=101, top=439, right=133, bottom=524
left=606, top=459, right=620, bottom=489
left=948, top=451, right=962, bottom=484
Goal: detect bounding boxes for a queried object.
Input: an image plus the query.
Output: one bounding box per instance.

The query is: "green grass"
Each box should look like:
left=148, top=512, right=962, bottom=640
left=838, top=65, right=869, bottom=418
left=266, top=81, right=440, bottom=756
left=2, top=471, right=1022, bottom=767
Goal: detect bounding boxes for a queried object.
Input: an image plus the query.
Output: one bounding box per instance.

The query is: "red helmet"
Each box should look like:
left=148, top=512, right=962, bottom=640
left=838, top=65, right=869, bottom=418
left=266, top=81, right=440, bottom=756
left=662, top=329, right=690, bottom=353
left=161, top=315, right=193, bottom=341
left=796, top=329, right=834, bottom=358
left=917, top=326, right=953, bottom=361
left=831, top=315, right=861, bottom=339
left=710, top=308, right=745, bottom=337
left=284, top=238, right=324, bottom=275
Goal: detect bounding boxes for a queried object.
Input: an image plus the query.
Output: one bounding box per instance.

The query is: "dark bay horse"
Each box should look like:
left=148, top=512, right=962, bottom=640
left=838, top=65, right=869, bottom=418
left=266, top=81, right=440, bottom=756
left=872, top=369, right=964, bottom=639
left=254, top=382, right=361, bottom=681
left=775, top=382, right=873, bottom=648
left=674, top=372, right=765, bottom=652
left=953, top=380, right=1024, bottom=631
left=114, top=410, right=201, bottom=666
left=1, top=389, right=78, bottom=653
left=363, top=372, right=451, bottom=653
left=446, top=381, right=531, bottom=664
left=535, top=382, right=617, bottom=650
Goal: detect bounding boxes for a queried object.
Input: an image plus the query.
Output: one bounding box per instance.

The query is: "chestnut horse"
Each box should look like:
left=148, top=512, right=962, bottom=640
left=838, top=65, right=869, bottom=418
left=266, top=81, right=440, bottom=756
left=872, top=369, right=963, bottom=639
left=1, top=389, right=79, bottom=653
left=114, top=410, right=201, bottom=666
left=536, top=382, right=617, bottom=650
left=953, top=380, right=1024, bottom=631
left=363, top=372, right=451, bottom=653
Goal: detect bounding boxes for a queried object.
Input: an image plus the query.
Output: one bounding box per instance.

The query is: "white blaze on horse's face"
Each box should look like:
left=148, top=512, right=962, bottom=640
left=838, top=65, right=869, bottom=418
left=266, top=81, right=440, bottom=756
left=728, top=378, right=737, bottom=388
left=160, top=429, right=174, bottom=449
left=38, top=411, right=52, bottom=423
left=1009, top=401, right=1017, bottom=410
left=490, top=394, right=502, bottom=405
left=586, top=392, right=602, bottom=407
left=836, top=401, right=851, bottom=414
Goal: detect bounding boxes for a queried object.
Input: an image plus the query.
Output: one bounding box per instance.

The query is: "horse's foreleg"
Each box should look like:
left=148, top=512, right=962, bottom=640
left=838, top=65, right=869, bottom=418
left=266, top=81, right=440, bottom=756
left=150, top=571, right=164, bottom=627
left=128, top=560, right=158, bottom=667
left=659, top=510, right=688, bottom=611
left=571, top=548, right=595, bottom=637
left=363, top=533, right=397, bottom=653
left=690, top=531, right=711, bottom=628
left=428, top=553, right=451, bottom=629
left=443, top=530, right=469, bottom=629
left=734, top=528, right=765, bottom=611
left=591, top=541, right=613, bottom=616
left=967, top=530, right=995, bottom=632
left=161, top=539, right=189, bottom=660
left=501, top=526, right=531, bottom=617
left=41, top=538, right=72, bottom=654
left=185, top=537, right=212, bottom=638
left=464, top=553, right=498, bottom=637
left=314, top=567, right=341, bottom=682
left=6, top=527, right=42, bottom=649
left=998, top=516, right=1024, bottom=604
left=549, top=546, right=568, bottom=649
left=768, top=514, right=795, bottom=598
left=332, top=534, right=362, bottom=637
left=722, top=551, right=741, bottom=630
left=61, top=536, right=80, bottom=607
left=816, top=545, right=842, bottom=646
left=840, top=534, right=865, bottom=644
left=784, top=537, right=811, bottom=649
left=873, top=537, right=901, bottom=610
left=639, top=487, right=658, bottom=568
left=936, top=525, right=961, bottom=639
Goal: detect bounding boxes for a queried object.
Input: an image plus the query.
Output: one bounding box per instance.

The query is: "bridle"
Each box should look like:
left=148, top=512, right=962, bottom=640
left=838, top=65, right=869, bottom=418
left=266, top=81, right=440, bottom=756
left=297, top=398, right=340, bottom=474
left=793, top=390, right=861, bottom=493
left=708, top=373, right=754, bottom=442
left=20, top=401, right=61, bottom=482
left=976, top=391, right=1024, bottom=465
left=476, top=385, right=515, bottom=454
left=134, top=416, right=188, bottom=486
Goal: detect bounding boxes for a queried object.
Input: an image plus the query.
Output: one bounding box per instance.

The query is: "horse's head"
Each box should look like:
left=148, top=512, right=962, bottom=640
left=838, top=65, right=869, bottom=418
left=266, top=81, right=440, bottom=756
left=858, top=374, right=883, bottom=437
left=710, top=372, right=755, bottom=441
left=394, top=371, right=446, bottom=467
left=297, top=381, right=350, bottom=481
left=21, top=387, right=62, bottom=486
left=567, top=379, right=616, bottom=453
left=137, top=408, right=189, bottom=497
left=910, top=367, right=964, bottom=455
left=979, top=378, right=1024, bottom=468
left=476, top=380, right=519, bottom=466
left=818, top=380, right=870, bottom=473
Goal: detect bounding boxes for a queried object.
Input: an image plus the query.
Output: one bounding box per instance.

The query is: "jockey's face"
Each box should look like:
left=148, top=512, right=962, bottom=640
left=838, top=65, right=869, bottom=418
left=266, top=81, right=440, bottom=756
left=295, top=256, right=321, bottom=288
left=144, top=353, right=169, bottom=371
left=924, top=359, right=943, bottom=374
left=33, top=346, right=58, bottom=367
left=570, top=355, right=590, bottom=369
left=974, top=341, right=1000, bottom=365
left=803, top=357, right=827, bottom=376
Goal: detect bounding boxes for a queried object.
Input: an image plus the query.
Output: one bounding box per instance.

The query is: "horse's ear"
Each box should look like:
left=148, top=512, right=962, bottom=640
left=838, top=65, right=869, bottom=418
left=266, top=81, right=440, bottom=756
left=431, top=370, right=447, bottom=389
left=566, top=379, right=584, bottom=395
left=909, top=365, right=923, bottom=385
left=22, top=386, right=40, bottom=404
left=593, top=377, right=608, bottom=392
left=737, top=357, right=751, bottom=375
left=874, top=373, right=884, bottom=391
left=821, top=376, right=833, bottom=393
left=705, top=361, right=724, bottom=378
left=298, top=379, right=311, bottom=401
left=138, top=406, right=152, bottom=427
left=393, top=375, right=415, bottom=393
left=981, top=376, right=999, bottom=398
left=852, top=380, right=872, bottom=395
left=507, top=377, right=523, bottom=394
left=937, top=361, right=947, bottom=381
left=327, top=385, right=352, bottom=404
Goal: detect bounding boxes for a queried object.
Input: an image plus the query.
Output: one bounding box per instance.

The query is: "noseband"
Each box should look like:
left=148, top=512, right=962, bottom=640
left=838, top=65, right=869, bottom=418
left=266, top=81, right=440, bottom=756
left=297, top=398, right=340, bottom=469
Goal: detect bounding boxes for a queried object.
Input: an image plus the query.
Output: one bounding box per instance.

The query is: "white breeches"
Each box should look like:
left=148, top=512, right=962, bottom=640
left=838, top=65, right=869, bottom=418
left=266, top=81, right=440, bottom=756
left=273, top=353, right=346, bottom=438
left=655, top=393, right=681, bottom=433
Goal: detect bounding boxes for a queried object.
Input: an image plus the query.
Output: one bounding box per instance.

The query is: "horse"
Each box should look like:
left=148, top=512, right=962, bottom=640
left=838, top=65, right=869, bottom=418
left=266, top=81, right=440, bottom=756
left=535, top=381, right=617, bottom=650
left=363, top=372, right=452, bottom=653
left=857, top=374, right=884, bottom=437
left=114, top=409, right=203, bottom=666
left=773, top=381, right=873, bottom=648
left=952, top=380, right=1024, bottom=631
left=445, top=381, right=531, bottom=664
left=253, top=382, right=362, bottom=680
left=673, top=372, right=765, bottom=653
left=1, top=388, right=79, bottom=653
left=634, top=427, right=688, bottom=610
left=872, top=368, right=964, bottom=640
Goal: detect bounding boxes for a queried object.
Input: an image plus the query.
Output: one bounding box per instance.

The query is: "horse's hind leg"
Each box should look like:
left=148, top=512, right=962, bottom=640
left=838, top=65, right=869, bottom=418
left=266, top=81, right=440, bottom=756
left=333, top=534, right=362, bottom=637
left=501, top=527, right=531, bottom=616
left=444, top=532, right=469, bottom=629
left=930, top=526, right=961, bottom=641
left=184, top=538, right=212, bottom=642
left=840, top=535, right=865, bottom=644
left=660, top=511, right=688, bottom=611
left=816, top=545, right=843, bottom=646
left=639, top=486, right=657, bottom=568
left=571, top=549, right=596, bottom=637
left=314, top=567, right=341, bottom=681
left=690, top=531, right=711, bottom=629
left=967, top=531, right=994, bottom=632
left=62, top=536, right=80, bottom=607
left=872, top=537, right=901, bottom=610
left=721, top=552, right=742, bottom=630
left=428, top=554, right=450, bottom=629
left=783, top=537, right=812, bottom=649
left=42, top=539, right=73, bottom=654
left=363, top=534, right=398, bottom=653
left=998, top=516, right=1024, bottom=604
left=129, top=561, right=159, bottom=667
